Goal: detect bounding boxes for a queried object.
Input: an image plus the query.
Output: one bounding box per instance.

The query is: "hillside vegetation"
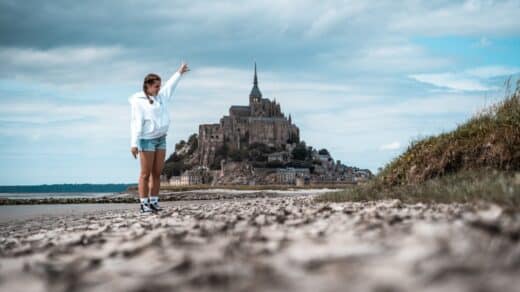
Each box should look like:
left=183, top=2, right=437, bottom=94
left=318, top=82, right=520, bottom=208
left=382, top=85, right=519, bottom=186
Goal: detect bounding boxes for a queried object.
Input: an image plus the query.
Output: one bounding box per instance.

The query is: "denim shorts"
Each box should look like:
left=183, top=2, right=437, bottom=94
left=138, top=134, right=167, bottom=152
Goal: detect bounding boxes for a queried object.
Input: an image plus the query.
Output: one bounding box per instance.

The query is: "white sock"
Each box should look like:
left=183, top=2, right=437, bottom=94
left=140, top=197, right=149, bottom=205
left=150, top=196, right=159, bottom=204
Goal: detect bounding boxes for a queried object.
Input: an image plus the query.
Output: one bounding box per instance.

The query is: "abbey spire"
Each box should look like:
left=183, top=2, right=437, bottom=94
left=249, top=62, right=262, bottom=104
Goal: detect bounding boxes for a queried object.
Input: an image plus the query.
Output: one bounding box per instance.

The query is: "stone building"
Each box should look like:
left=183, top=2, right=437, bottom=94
left=198, top=63, right=300, bottom=167
left=168, top=166, right=213, bottom=186
left=267, top=151, right=290, bottom=163
left=169, top=174, right=202, bottom=186
left=276, top=167, right=310, bottom=184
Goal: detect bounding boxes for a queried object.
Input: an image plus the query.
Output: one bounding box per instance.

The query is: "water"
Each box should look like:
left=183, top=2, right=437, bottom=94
left=0, top=192, right=119, bottom=199
left=0, top=183, right=134, bottom=199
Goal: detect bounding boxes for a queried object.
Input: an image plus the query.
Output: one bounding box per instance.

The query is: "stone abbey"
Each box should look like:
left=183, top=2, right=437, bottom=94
left=198, top=63, right=300, bottom=167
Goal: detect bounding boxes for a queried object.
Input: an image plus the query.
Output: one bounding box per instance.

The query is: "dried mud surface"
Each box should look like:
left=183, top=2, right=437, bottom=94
left=1, top=196, right=519, bottom=292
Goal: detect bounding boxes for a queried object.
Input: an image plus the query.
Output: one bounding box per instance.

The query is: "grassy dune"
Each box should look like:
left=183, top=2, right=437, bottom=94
left=381, top=87, right=519, bottom=186
left=316, top=170, right=520, bottom=209
left=318, top=84, right=520, bottom=208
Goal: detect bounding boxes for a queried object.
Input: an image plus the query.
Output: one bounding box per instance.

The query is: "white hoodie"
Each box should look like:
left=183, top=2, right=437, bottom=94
left=128, top=71, right=182, bottom=148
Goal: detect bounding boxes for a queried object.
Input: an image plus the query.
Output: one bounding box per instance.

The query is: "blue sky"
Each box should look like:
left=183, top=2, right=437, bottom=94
left=1, top=0, right=519, bottom=185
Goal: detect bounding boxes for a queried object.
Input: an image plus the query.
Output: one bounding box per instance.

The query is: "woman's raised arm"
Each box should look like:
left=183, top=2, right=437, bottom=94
left=158, top=62, right=189, bottom=102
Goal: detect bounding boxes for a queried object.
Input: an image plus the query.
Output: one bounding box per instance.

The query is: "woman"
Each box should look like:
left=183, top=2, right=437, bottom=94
left=128, top=62, right=190, bottom=213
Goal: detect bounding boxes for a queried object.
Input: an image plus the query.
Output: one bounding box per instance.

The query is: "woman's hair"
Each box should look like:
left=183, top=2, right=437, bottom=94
left=143, top=73, right=161, bottom=104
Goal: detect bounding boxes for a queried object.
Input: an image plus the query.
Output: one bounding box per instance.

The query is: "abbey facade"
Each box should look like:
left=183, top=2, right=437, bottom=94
left=198, top=64, right=300, bottom=167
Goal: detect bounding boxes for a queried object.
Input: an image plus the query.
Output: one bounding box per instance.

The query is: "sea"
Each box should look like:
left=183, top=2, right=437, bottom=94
left=0, top=192, right=119, bottom=199
left=0, top=184, right=135, bottom=199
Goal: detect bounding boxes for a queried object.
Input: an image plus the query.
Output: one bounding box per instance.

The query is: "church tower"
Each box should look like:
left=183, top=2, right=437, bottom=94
left=249, top=62, right=262, bottom=105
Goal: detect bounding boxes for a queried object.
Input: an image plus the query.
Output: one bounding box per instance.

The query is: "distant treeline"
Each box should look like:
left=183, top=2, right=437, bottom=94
left=0, top=183, right=136, bottom=193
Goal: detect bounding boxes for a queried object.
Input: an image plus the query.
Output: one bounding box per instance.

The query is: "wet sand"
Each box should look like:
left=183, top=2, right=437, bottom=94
left=0, top=195, right=519, bottom=292
left=0, top=201, right=212, bottom=223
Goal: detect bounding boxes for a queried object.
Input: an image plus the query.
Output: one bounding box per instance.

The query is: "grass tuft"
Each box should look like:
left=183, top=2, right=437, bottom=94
left=317, top=82, right=520, bottom=208
left=316, top=170, right=520, bottom=209
left=379, top=86, right=519, bottom=186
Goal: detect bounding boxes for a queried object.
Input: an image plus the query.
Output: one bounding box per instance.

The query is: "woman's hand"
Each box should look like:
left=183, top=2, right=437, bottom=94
left=177, top=62, right=190, bottom=75
left=131, top=147, right=139, bottom=159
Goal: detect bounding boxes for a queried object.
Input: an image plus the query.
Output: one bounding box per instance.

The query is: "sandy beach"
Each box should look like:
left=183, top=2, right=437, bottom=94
left=0, top=201, right=218, bottom=223
left=1, top=193, right=519, bottom=292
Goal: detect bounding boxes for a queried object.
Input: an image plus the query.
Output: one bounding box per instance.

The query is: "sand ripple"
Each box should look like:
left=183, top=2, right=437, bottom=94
left=0, top=197, right=519, bottom=292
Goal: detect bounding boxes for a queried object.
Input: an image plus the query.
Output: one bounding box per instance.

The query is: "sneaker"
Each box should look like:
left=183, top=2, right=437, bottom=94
left=149, top=196, right=163, bottom=211
left=149, top=201, right=163, bottom=212
left=140, top=202, right=153, bottom=213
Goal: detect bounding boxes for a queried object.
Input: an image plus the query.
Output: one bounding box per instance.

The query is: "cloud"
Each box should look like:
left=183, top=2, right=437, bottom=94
left=320, top=42, right=453, bottom=74
left=0, top=63, right=368, bottom=152
left=389, top=0, right=520, bottom=36
left=409, top=73, right=490, bottom=91
left=409, top=66, right=520, bottom=92
left=465, top=65, right=520, bottom=78
left=379, top=141, right=401, bottom=150
left=0, top=45, right=123, bottom=66
left=0, top=45, right=166, bottom=92
left=1, top=0, right=519, bottom=183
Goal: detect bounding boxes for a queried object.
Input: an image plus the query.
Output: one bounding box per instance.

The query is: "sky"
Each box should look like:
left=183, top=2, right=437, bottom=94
left=1, top=0, right=519, bottom=185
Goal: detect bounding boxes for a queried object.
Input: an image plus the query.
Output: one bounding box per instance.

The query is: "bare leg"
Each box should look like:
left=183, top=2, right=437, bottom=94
left=138, top=151, right=155, bottom=199
left=150, top=149, right=166, bottom=196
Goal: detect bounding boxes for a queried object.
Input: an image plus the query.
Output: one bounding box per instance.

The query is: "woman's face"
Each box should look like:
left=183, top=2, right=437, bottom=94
left=146, top=80, right=161, bottom=96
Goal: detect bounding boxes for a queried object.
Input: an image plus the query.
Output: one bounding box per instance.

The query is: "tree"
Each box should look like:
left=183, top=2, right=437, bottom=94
left=318, top=148, right=330, bottom=156
left=249, top=142, right=271, bottom=153
left=210, top=144, right=230, bottom=170
left=188, top=133, right=198, bottom=144
left=249, top=148, right=267, bottom=162
left=187, top=133, right=198, bottom=155
left=266, top=160, right=284, bottom=168
left=229, top=148, right=246, bottom=161
left=248, top=142, right=273, bottom=162
left=175, top=140, right=186, bottom=151
left=291, top=142, right=307, bottom=161
left=215, top=143, right=229, bottom=157
left=165, top=152, right=181, bottom=163
left=162, top=160, right=186, bottom=177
